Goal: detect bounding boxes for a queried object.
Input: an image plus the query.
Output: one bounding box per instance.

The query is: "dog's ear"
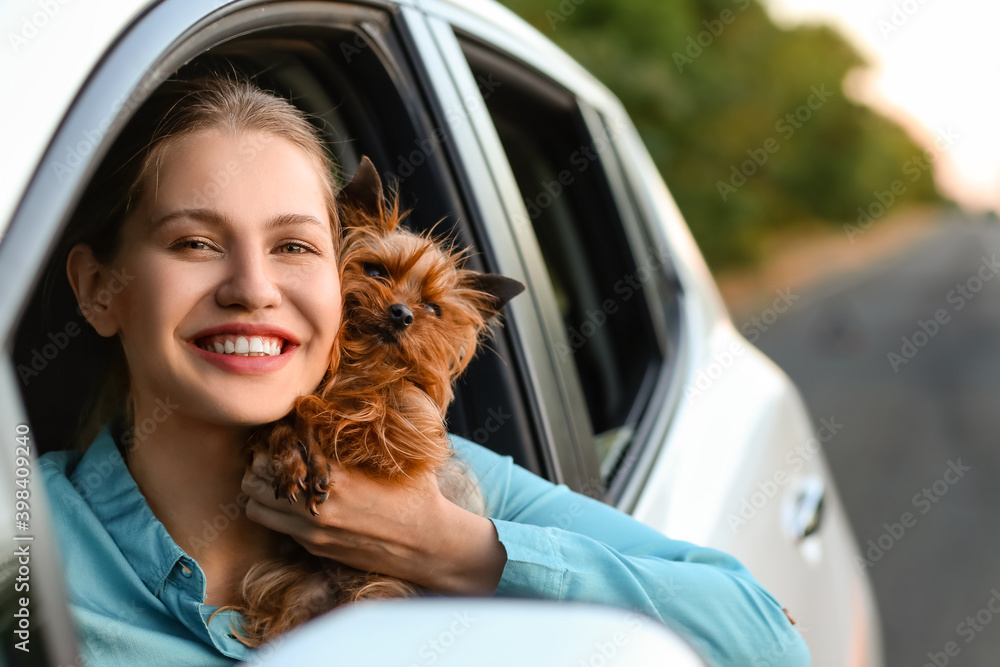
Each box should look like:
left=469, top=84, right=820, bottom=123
left=338, top=156, right=387, bottom=224
left=463, top=272, right=525, bottom=316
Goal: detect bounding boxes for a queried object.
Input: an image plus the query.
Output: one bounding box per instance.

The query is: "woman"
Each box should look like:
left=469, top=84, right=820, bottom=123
left=39, top=75, right=809, bottom=666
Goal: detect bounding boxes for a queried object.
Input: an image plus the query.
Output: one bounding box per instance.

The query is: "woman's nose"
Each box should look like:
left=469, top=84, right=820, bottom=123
left=215, top=248, right=282, bottom=311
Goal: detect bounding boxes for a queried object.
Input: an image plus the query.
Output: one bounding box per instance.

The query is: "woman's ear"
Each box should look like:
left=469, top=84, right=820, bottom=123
left=66, top=244, right=120, bottom=337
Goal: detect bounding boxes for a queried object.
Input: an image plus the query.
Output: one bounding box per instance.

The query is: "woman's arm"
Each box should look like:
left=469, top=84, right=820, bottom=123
left=450, top=435, right=811, bottom=667
left=242, top=436, right=809, bottom=666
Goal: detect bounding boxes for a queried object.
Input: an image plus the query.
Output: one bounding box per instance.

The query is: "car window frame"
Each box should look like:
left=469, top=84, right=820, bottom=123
left=587, top=109, right=689, bottom=507
left=406, top=8, right=601, bottom=489
left=430, top=14, right=688, bottom=500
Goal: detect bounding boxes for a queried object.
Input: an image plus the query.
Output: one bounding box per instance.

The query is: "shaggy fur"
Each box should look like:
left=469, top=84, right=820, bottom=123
left=223, top=157, right=524, bottom=646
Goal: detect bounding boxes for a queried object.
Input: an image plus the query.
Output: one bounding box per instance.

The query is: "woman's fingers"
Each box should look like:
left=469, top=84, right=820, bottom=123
left=241, top=466, right=281, bottom=508
left=243, top=466, right=321, bottom=516
left=244, top=494, right=316, bottom=536
left=249, top=448, right=274, bottom=481
left=241, top=450, right=495, bottom=587
left=241, top=463, right=333, bottom=536
left=242, top=457, right=504, bottom=591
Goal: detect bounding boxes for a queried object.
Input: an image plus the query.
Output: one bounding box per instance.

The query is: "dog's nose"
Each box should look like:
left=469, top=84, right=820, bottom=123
left=388, top=304, right=414, bottom=329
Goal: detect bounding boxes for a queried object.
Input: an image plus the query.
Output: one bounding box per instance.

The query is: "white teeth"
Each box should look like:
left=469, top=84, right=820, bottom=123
left=201, top=335, right=284, bottom=356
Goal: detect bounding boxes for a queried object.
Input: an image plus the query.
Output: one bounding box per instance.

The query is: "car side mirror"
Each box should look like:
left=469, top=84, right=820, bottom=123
left=244, top=598, right=707, bottom=666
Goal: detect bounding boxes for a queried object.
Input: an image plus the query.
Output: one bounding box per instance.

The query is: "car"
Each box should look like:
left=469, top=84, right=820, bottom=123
left=0, top=0, right=882, bottom=664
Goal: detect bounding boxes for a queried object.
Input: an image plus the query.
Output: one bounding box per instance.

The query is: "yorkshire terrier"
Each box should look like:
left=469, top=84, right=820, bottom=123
left=228, top=157, right=524, bottom=646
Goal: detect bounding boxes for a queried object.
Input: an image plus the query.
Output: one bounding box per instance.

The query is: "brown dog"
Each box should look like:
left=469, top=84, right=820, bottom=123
left=227, top=157, right=524, bottom=646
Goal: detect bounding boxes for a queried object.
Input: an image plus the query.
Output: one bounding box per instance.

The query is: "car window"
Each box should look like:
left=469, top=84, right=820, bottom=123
left=457, top=37, right=669, bottom=480
left=10, top=5, right=542, bottom=474
left=4, top=5, right=557, bottom=662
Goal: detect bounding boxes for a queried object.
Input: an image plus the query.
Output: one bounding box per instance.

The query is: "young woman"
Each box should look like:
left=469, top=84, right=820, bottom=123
left=39, top=75, right=809, bottom=666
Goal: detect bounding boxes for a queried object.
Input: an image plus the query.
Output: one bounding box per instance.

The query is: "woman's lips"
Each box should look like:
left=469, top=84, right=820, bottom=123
left=190, top=334, right=299, bottom=375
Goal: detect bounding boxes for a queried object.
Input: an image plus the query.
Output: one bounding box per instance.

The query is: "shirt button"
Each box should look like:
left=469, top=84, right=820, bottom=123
left=180, top=564, right=192, bottom=578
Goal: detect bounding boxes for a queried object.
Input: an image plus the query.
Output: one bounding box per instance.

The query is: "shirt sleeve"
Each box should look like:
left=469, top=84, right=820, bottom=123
left=450, top=435, right=810, bottom=667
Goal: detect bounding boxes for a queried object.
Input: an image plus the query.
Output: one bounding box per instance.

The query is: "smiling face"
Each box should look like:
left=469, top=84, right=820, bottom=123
left=99, top=129, right=341, bottom=427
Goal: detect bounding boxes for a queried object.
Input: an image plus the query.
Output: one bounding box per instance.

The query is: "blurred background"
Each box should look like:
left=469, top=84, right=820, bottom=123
left=499, top=0, right=1000, bottom=664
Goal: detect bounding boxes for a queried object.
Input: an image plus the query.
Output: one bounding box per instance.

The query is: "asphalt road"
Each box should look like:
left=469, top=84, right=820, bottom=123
left=750, top=215, right=1000, bottom=667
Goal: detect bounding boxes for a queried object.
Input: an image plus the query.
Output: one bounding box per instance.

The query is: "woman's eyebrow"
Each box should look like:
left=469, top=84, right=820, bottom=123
left=265, top=213, right=329, bottom=231
left=150, top=208, right=229, bottom=229
left=150, top=209, right=327, bottom=230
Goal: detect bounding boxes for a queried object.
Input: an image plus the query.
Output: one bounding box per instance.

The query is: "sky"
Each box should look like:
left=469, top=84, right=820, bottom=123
left=762, top=0, right=1000, bottom=214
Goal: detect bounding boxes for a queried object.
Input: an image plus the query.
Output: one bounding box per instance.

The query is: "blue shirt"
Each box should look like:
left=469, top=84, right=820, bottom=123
left=40, top=425, right=809, bottom=666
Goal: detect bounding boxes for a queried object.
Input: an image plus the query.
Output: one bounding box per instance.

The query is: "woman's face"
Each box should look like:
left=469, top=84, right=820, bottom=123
left=102, top=129, right=341, bottom=427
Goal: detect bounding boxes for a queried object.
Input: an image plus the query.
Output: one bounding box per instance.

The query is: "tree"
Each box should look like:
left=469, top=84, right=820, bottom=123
left=498, top=0, right=943, bottom=269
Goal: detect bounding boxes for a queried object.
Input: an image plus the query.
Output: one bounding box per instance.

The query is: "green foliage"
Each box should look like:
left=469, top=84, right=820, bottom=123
left=497, top=0, right=943, bottom=270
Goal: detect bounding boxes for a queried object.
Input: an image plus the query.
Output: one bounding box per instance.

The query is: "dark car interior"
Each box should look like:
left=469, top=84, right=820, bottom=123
left=459, top=35, right=674, bottom=480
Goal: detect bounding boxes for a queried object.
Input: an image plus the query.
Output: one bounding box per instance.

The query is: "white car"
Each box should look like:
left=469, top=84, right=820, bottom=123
left=0, top=0, right=882, bottom=664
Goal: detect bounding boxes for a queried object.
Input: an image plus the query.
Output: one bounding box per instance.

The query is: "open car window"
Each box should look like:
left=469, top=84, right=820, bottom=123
left=4, top=5, right=561, bottom=659
left=11, top=5, right=543, bottom=476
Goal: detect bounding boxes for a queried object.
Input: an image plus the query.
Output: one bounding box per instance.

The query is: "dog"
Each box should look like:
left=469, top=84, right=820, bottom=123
left=227, top=157, right=524, bottom=646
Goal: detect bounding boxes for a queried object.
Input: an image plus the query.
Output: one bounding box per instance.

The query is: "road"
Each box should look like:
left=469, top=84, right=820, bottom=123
left=748, top=215, right=1000, bottom=666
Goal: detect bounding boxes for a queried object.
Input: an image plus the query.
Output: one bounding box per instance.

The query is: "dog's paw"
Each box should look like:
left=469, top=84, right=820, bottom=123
left=269, top=439, right=311, bottom=504
left=248, top=419, right=305, bottom=503
left=250, top=419, right=333, bottom=513
left=296, top=435, right=333, bottom=516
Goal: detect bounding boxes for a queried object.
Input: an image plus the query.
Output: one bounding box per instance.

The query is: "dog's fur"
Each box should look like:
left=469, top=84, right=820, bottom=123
left=225, top=157, right=524, bottom=646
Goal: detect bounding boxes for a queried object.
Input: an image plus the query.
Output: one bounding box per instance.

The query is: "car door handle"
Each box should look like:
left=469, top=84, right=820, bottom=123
left=782, top=476, right=824, bottom=541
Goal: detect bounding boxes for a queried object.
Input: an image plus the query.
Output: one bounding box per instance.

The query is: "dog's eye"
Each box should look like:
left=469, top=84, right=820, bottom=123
left=423, top=303, right=442, bottom=317
left=363, top=263, right=388, bottom=281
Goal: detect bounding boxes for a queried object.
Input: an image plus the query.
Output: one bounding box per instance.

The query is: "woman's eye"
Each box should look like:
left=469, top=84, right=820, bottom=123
left=363, top=263, right=388, bottom=280
left=279, top=242, right=309, bottom=254
left=174, top=239, right=213, bottom=251
left=423, top=303, right=442, bottom=317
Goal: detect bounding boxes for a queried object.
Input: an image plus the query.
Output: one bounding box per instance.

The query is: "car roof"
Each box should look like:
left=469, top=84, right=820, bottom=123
left=0, top=0, right=147, bottom=233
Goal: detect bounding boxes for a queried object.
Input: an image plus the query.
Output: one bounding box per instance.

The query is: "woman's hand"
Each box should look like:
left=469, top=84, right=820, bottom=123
left=241, top=450, right=507, bottom=595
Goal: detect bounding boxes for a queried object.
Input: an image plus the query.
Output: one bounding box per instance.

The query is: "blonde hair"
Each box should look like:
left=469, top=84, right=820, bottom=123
left=137, top=77, right=341, bottom=238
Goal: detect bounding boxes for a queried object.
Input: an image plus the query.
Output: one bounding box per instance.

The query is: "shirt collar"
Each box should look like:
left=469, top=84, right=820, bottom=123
left=68, top=424, right=253, bottom=660
left=70, top=424, right=188, bottom=597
